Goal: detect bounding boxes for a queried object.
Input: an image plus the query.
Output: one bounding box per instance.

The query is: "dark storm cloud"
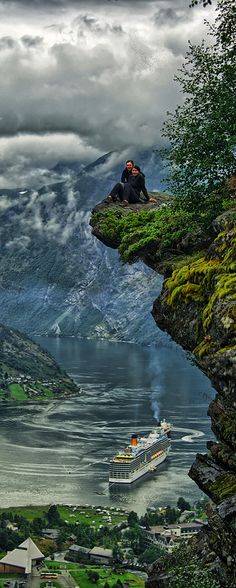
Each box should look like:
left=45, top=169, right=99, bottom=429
left=0, top=0, right=191, bottom=12
left=0, top=0, right=213, bottom=186
left=154, top=7, right=187, bottom=25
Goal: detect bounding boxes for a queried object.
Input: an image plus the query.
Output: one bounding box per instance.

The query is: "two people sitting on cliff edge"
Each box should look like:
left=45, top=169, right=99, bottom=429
left=106, top=159, right=156, bottom=206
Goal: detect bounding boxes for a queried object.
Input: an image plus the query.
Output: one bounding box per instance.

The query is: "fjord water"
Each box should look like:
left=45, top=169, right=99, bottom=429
left=0, top=337, right=215, bottom=513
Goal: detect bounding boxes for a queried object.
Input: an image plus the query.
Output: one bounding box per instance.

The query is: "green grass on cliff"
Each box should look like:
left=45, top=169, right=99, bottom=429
left=164, top=227, right=236, bottom=359
left=93, top=206, right=203, bottom=264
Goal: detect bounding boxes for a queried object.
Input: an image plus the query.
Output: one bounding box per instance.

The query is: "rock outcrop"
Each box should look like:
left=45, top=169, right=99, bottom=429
left=90, top=197, right=236, bottom=586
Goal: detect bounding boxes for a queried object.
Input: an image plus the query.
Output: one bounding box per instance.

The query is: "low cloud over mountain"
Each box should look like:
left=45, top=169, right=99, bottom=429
left=0, top=0, right=213, bottom=187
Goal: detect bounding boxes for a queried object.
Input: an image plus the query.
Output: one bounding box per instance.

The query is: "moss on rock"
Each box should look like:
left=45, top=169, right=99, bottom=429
left=209, top=473, right=236, bottom=503
left=161, top=228, right=236, bottom=360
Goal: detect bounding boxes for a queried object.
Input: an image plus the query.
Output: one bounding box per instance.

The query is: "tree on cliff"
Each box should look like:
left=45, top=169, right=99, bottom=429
left=189, top=0, right=213, bottom=6
left=162, top=0, right=236, bottom=216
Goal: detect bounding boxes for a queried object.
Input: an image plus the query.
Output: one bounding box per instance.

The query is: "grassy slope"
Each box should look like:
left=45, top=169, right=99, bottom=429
left=0, top=324, right=79, bottom=400
left=0, top=505, right=127, bottom=529
left=45, top=563, right=144, bottom=588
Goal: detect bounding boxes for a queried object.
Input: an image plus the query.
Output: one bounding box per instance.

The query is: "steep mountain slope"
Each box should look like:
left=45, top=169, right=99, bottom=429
left=0, top=323, right=78, bottom=400
left=0, top=150, right=166, bottom=343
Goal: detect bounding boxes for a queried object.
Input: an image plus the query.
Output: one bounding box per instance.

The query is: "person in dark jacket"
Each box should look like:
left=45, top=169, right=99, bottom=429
left=121, top=160, right=134, bottom=183
left=106, top=160, right=134, bottom=202
left=121, top=165, right=149, bottom=204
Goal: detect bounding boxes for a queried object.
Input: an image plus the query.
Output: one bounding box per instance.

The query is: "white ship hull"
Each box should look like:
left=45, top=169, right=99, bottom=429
left=109, top=446, right=170, bottom=484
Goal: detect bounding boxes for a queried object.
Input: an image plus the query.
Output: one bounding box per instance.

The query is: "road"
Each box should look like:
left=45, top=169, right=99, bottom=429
left=29, top=568, right=78, bottom=588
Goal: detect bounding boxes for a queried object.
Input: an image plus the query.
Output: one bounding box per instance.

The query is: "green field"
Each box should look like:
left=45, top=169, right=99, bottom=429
left=9, top=384, right=28, bottom=400
left=0, top=504, right=127, bottom=529
left=45, top=563, right=144, bottom=588
left=8, top=383, right=54, bottom=401
left=57, top=505, right=126, bottom=528
left=71, top=566, right=144, bottom=588
left=34, top=384, right=54, bottom=399
left=0, top=505, right=48, bottom=521
left=46, top=562, right=83, bottom=571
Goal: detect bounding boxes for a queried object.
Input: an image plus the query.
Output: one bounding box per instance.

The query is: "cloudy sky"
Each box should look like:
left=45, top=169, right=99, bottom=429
left=0, top=0, right=215, bottom=187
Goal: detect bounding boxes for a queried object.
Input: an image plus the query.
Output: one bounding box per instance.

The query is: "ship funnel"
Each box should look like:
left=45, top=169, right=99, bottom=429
left=131, top=434, right=138, bottom=447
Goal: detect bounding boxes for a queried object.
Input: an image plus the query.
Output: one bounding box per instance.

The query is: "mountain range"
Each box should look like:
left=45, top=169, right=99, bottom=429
left=0, top=149, right=167, bottom=345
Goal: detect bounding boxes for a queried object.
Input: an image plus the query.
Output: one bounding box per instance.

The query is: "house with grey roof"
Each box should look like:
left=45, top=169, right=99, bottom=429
left=89, top=547, right=113, bottom=564
left=41, top=529, right=60, bottom=540
left=68, top=544, right=90, bottom=562
left=0, top=537, right=45, bottom=575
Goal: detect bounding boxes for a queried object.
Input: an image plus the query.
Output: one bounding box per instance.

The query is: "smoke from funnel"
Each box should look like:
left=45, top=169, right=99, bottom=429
left=151, top=398, right=160, bottom=422
left=148, top=346, right=164, bottom=422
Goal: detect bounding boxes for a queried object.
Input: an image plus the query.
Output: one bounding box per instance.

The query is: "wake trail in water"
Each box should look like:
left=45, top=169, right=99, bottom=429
left=173, top=426, right=205, bottom=443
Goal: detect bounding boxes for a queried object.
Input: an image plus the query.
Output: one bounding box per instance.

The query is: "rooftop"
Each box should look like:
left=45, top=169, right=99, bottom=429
left=90, top=547, right=113, bottom=558
left=69, top=545, right=90, bottom=553
left=0, top=538, right=44, bottom=574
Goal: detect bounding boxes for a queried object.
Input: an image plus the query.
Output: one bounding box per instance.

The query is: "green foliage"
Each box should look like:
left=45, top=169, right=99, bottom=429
left=87, top=570, right=100, bottom=583
left=113, top=580, right=123, bottom=588
left=124, top=525, right=147, bottom=554
left=118, top=208, right=202, bottom=262
left=94, top=205, right=205, bottom=265
left=162, top=0, right=236, bottom=218
left=169, top=563, right=221, bottom=588
left=138, top=544, right=165, bottom=564
left=47, top=505, right=61, bottom=526
left=162, top=544, right=223, bottom=588
left=70, top=566, right=144, bottom=588
left=92, top=210, right=124, bottom=242
left=190, top=0, right=213, bottom=6
left=164, top=227, right=236, bottom=357
left=9, top=384, right=28, bottom=401
left=177, top=497, right=191, bottom=512
left=127, top=511, right=138, bottom=527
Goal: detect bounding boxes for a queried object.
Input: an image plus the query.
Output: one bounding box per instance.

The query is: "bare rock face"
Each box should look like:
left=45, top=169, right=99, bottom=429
left=90, top=201, right=236, bottom=585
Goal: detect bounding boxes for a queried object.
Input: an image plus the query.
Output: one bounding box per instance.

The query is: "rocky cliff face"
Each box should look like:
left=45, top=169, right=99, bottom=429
left=90, top=199, right=236, bottom=586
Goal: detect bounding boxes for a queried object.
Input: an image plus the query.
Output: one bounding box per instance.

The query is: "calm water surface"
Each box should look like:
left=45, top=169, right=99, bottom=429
left=0, top=338, right=215, bottom=513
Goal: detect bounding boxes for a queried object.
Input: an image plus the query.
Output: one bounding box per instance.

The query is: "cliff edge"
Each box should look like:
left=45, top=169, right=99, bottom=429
left=90, top=195, right=236, bottom=586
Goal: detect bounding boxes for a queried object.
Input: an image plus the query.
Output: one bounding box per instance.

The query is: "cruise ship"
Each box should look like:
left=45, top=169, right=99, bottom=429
left=109, top=420, right=171, bottom=484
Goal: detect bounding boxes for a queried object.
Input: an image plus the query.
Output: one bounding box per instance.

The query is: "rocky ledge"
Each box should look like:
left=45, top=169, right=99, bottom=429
left=91, top=196, right=236, bottom=585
